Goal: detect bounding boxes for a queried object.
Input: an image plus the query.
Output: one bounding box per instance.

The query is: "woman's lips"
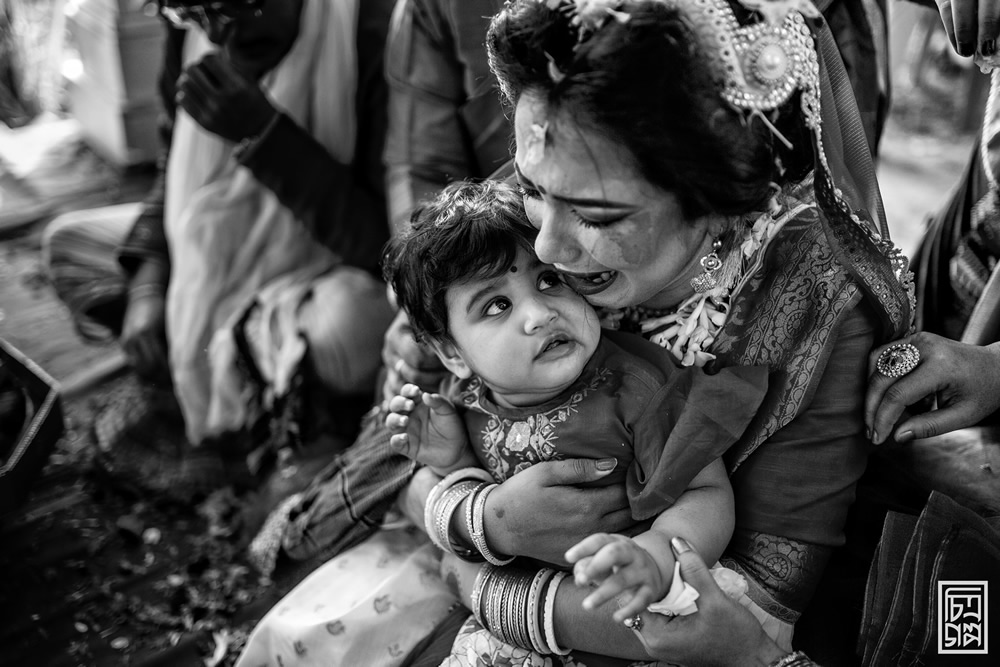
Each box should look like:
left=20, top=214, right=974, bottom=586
left=560, top=270, right=617, bottom=296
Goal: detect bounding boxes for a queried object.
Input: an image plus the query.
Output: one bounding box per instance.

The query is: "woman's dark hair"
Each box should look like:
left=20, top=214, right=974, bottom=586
left=382, top=180, right=537, bottom=344
left=487, top=0, right=811, bottom=220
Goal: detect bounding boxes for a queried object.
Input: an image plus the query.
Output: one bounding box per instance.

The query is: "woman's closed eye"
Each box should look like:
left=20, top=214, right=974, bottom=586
left=517, top=183, right=541, bottom=200
left=569, top=207, right=627, bottom=229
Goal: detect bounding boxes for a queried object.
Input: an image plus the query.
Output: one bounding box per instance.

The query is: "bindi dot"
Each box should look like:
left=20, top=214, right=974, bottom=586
left=510, top=266, right=518, bottom=273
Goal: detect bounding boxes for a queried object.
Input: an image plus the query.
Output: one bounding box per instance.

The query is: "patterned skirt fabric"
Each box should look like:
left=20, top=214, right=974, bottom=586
left=42, top=203, right=139, bottom=341
left=236, top=526, right=458, bottom=667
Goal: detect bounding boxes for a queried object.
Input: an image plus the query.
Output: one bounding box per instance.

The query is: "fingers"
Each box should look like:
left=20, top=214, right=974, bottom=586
left=864, top=339, right=898, bottom=434
left=538, top=457, right=618, bottom=486
left=979, top=1, right=1000, bottom=54
left=866, top=335, right=938, bottom=444
left=571, top=537, right=656, bottom=614
left=565, top=533, right=614, bottom=564
left=937, top=0, right=1000, bottom=56
left=389, top=432, right=416, bottom=456
left=422, top=392, right=457, bottom=415
left=947, top=0, right=978, bottom=56
left=892, top=401, right=977, bottom=442
left=870, top=358, right=948, bottom=444
left=614, top=584, right=658, bottom=621
left=671, top=537, right=724, bottom=603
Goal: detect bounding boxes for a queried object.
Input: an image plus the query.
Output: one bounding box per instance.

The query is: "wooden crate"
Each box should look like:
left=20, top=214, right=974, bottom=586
left=0, top=337, right=63, bottom=515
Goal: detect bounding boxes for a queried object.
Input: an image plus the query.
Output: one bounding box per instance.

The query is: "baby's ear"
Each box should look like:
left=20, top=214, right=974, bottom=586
left=430, top=340, right=473, bottom=379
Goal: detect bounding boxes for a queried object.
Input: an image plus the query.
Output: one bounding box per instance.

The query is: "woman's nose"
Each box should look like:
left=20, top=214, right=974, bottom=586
left=533, top=206, right=581, bottom=266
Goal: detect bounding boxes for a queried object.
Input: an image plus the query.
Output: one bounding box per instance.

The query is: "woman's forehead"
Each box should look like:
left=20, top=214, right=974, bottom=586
left=512, top=94, right=647, bottom=200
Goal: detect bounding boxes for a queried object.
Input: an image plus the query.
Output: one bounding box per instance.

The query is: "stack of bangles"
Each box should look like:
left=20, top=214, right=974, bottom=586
left=423, top=468, right=571, bottom=655
left=423, top=468, right=516, bottom=565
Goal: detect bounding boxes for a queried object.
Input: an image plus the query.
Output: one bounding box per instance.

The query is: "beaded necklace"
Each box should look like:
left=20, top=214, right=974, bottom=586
left=610, top=199, right=813, bottom=367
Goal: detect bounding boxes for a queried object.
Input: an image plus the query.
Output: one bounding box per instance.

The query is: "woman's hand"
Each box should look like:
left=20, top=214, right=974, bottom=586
left=629, top=538, right=788, bottom=667
left=483, top=458, right=633, bottom=566
left=380, top=310, right=448, bottom=402
left=865, top=333, right=1000, bottom=444
left=176, top=53, right=276, bottom=143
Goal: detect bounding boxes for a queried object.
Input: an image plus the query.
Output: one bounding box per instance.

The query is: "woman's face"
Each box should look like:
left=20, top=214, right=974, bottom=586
left=513, top=92, right=712, bottom=310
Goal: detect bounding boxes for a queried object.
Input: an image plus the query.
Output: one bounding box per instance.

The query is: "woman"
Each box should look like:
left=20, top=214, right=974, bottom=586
left=237, top=1, right=912, bottom=664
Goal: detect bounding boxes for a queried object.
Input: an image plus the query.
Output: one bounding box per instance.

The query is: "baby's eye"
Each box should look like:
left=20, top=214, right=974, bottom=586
left=484, top=297, right=512, bottom=316
left=517, top=183, right=541, bottom=200
left=538, top=271, right=564, bottom=291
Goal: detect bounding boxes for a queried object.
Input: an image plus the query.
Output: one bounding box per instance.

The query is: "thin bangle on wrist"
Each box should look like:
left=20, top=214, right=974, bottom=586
left=234, top=110, right=281, bottom=162
left=478, top=481, right=513, bottom=559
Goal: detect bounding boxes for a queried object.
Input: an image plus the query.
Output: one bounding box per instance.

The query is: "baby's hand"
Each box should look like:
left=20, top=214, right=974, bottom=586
left=385, top=383, right=471, bottom=470
left=565, top=533, right=667, bottom=622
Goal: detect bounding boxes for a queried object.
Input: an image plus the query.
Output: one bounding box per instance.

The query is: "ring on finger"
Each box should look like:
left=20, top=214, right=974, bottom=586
left=876, top=343, right=920, bottom=378
left=623, top=614, right=643, bottom=631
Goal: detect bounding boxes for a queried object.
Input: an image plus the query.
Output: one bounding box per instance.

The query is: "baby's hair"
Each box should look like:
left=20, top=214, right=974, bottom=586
left=383, top=180, right=538, bottom=344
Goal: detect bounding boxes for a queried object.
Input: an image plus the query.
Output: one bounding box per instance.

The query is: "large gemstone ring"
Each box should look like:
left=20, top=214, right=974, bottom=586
left=876, top=343, right=920, bottom=378
left=623, top=614, right=644, bottom=632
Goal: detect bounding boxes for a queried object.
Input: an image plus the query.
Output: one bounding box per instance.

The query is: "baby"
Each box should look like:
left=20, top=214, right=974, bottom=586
left=383, top=180, right=754, bottom=635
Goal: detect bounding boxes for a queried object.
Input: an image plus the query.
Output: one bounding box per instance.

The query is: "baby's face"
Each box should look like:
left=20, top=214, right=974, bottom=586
left=442, top=247, right=601, bottom=408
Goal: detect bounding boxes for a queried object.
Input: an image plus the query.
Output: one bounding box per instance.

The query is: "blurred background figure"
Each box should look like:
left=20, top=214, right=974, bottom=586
left=40, top=0, right=396, bottom=501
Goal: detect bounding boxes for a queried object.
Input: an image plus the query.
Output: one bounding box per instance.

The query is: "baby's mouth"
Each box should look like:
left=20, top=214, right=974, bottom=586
left=538, top=334, right=571, bottom=358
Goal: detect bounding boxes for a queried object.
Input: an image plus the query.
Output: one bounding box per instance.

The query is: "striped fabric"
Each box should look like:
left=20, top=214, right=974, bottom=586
left=42, top=203, right=140, bottom=342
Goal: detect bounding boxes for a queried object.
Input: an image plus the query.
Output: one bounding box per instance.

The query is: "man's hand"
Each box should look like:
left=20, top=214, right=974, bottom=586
left=176, top=53, right=276, bottom=142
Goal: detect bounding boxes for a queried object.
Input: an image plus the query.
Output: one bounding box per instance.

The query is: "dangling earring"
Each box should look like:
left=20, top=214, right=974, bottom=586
left=691, top=237, right=724, bottom=294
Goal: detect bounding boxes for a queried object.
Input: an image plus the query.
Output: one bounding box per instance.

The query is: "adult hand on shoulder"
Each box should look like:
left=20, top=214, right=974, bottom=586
left=381, top=310, right=447, bottom=402
left=176, top=52, right=276, bottom=143
left=933, top=0, right=1000, bottom=57
left=865, top=332, right=1000, bottom=444
left=483, top=458, right=632, bottom=566
left=629, top=537, right=788, bottom=667
left=121, top=290, right=169, bottom=382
